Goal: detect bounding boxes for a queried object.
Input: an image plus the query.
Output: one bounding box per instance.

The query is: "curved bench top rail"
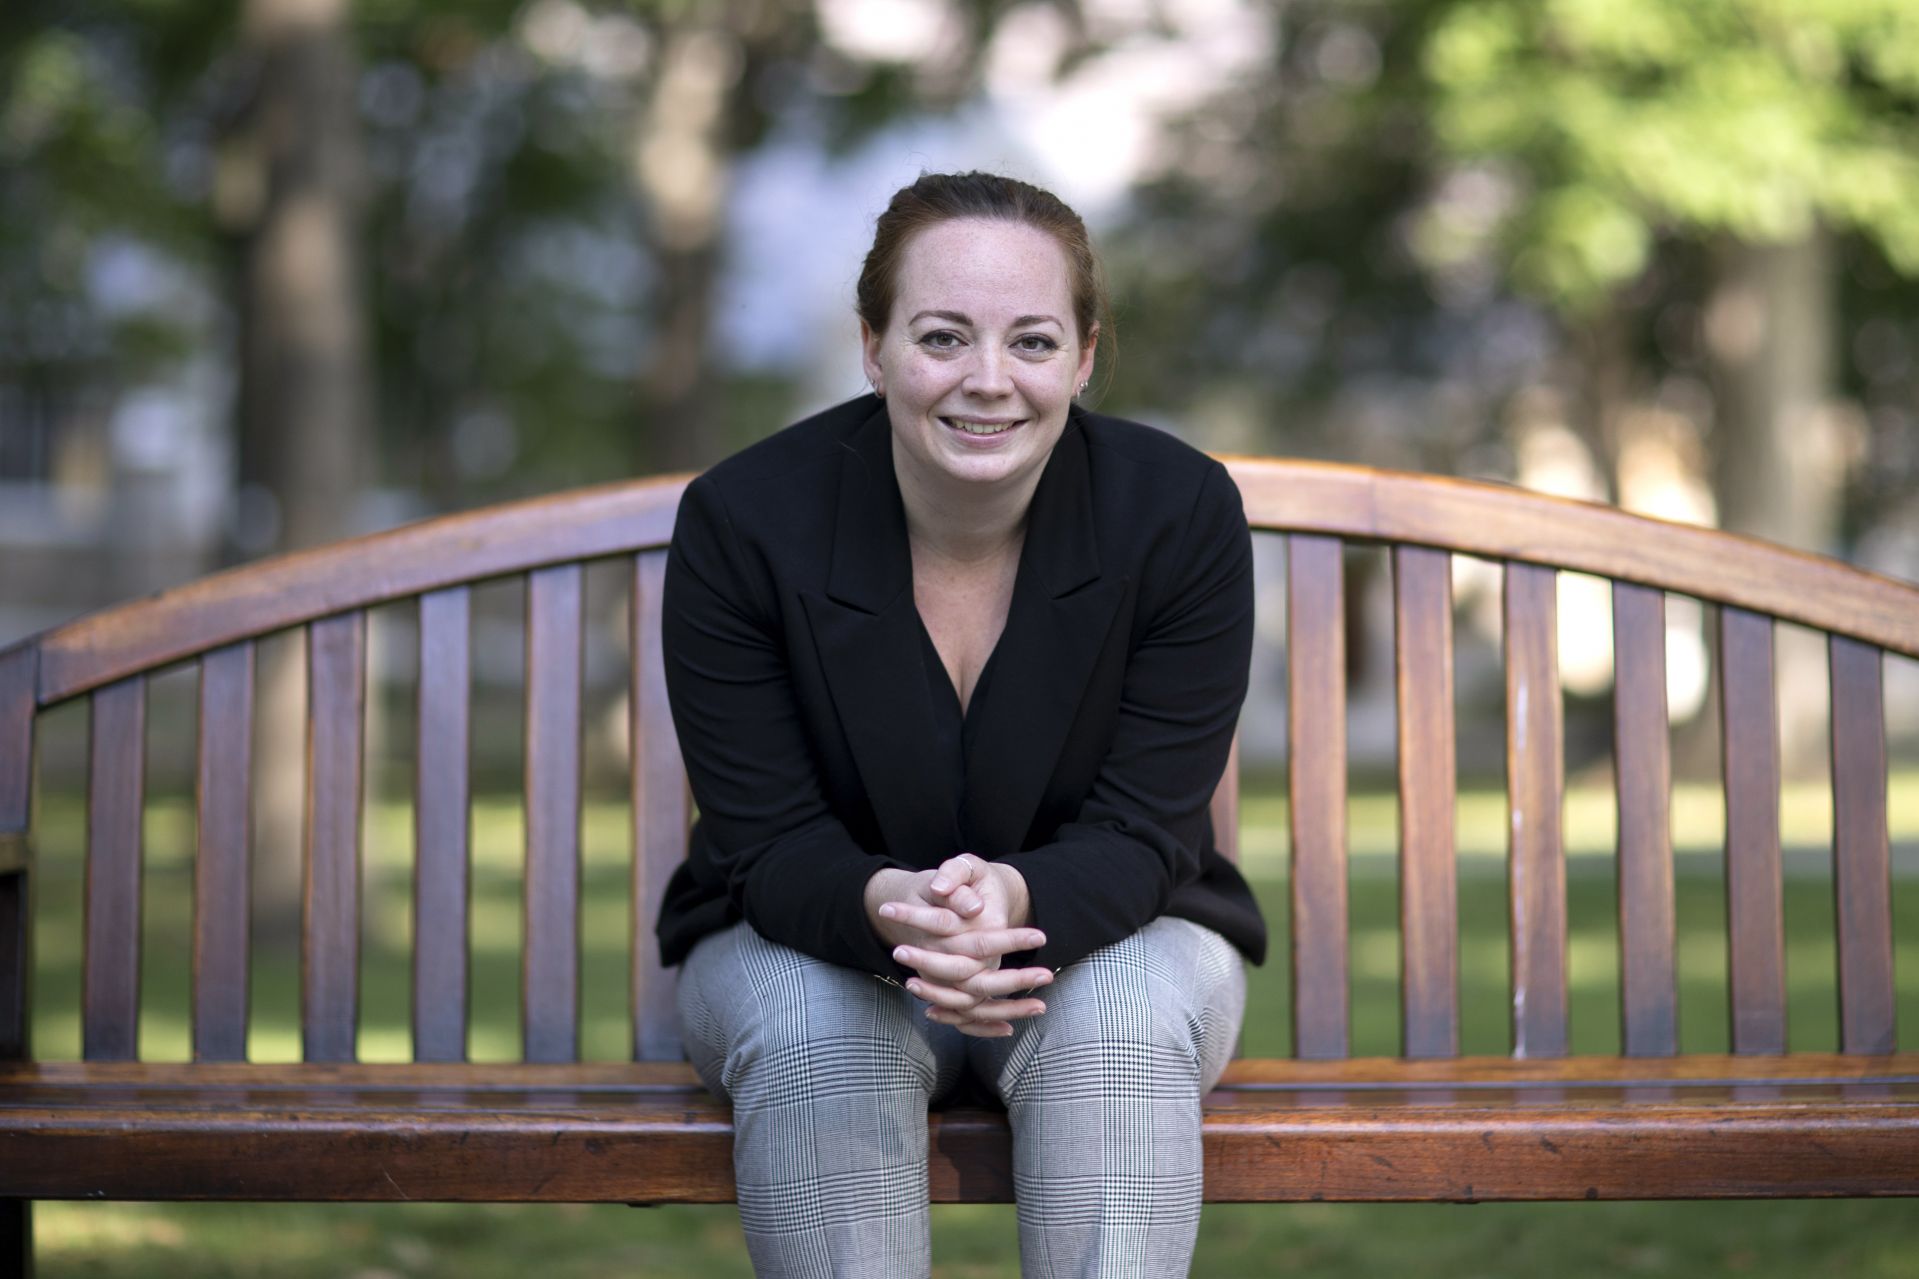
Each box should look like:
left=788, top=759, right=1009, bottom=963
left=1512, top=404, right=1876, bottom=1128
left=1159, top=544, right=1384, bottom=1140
left=1226, top=457, right=1919, bottom=659
left=20, top=475, right=688, bottom=706
left=11, top=457, right=1919, bottom=707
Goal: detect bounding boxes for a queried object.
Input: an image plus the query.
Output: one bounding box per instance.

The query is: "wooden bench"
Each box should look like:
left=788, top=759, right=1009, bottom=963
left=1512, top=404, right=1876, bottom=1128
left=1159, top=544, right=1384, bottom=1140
left=2, top=458, right=1916, bottom=1271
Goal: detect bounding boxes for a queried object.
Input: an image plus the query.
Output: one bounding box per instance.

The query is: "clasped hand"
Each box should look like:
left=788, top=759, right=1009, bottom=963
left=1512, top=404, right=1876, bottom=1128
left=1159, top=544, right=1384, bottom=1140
left=864, top=853, right=1049, bottom=1038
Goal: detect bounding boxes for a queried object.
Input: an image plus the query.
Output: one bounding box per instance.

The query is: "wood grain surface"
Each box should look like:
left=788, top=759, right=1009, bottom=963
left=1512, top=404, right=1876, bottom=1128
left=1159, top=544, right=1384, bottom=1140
left=631, top=551, right=689, bottom=1063
left=1287, top=534, right=1349, bottom=1060
left=1719, top=606, right=1786, bottom=1055
left=414, top=587, right=472, bottom=1064
left=304, top=613, right=366, bottom=1064
left=3, top=1056, right=1916, bottom=1204
left=1503, top=561, right=1566, bottom=1059
left=84, top=677, right=145, bottom=1062
left=1830, top=634, right=1895, bottom=1054
left=524, top=566, right=584, bottom=1064
left=193, top=644, right=253, bottom=1063
left=31, top=458, right=1919, bottom=710
left=1612, top=581, right=1677, bottom=1057
left=1394, top=546, right=1458, bottom=1059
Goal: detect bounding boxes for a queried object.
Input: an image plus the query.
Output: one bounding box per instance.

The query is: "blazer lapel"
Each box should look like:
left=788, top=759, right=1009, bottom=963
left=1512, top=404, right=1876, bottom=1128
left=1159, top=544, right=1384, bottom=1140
left=800, top=405, right=958, bottom=865
left=960, top=417, right=1130, bottom=854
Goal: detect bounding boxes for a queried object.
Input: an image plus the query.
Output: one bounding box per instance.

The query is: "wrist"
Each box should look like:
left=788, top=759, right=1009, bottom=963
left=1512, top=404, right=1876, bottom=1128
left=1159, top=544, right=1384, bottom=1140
left=991, top=864, right=1032, bottom=929
left=864, top=867, right=917, bottom=927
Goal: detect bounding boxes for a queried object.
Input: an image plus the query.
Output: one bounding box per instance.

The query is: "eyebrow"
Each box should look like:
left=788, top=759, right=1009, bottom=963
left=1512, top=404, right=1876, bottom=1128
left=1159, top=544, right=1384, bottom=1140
left=908, top=310, right=1065, bottom=329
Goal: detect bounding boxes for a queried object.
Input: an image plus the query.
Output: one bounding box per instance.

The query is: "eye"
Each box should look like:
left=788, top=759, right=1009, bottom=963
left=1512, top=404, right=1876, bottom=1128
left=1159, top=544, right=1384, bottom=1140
left=916, top=330, right=963, bottom=351
left=1013, top=334, right=1059, bottom=354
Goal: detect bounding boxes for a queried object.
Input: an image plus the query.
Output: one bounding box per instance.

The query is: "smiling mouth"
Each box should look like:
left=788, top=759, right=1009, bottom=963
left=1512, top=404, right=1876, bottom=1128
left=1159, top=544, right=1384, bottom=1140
left=942, top=417, right=1021, bottom=436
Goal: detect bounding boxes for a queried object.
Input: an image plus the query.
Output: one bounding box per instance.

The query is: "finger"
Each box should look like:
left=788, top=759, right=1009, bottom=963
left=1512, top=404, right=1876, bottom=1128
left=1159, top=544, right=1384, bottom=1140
left=892, top=945, right=989, bottom=985
left=875, top=901, right=964, bottom=935
left=913, top=971, right=1051, bottom=998
left=927, top=1007, right=1015, bottom=1037
left=904, top=978, right=981, bottom=1012
left=940, top=882, right=985, bottom=918
left=955, top=1020, right=1014, bottom=1038
left=950, top=997, right=1046, bottom=1021
left=906, top=963, right=1053, bottom=1010
left=928, top=852, right=988, bottom=896
left=926, top=1000, right=1043, bottom=1032
left=939, top=927, right=1046, bottom=962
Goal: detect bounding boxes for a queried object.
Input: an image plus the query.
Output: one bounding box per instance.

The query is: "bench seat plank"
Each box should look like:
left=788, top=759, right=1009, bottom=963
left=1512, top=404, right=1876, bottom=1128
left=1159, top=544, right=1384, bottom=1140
left=5, top=1057, right=1915, bottom=1204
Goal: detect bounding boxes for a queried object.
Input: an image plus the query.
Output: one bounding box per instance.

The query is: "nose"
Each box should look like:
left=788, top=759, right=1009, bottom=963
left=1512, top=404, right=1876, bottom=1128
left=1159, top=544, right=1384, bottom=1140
left=962, top=344, right=1013, bottom=397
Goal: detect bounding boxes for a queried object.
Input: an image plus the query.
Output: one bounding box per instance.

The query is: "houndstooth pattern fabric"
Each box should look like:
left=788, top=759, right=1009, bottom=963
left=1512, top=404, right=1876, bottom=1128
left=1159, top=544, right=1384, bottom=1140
left=965, top=916, right=1246, bottom=1278
left=677, top=916, right=1245, bottom=1279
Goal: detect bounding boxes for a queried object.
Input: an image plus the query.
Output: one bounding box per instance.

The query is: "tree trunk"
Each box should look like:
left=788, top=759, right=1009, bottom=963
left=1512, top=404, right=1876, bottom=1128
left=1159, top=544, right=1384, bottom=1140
left=217, top=0, right=373, bottom=934
left=1696, top=230, right=1844, bottom=779
left=629, top=2, right=796, bottom=473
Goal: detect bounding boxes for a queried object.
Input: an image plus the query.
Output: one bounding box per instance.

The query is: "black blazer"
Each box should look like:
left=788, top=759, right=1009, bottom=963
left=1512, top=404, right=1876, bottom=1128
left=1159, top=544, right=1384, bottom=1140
left=655, top=393, right=1266, bottom=977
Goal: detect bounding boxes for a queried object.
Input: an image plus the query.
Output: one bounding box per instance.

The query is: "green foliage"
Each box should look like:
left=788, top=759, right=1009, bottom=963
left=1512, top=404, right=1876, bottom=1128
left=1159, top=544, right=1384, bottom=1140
left=0, top=6, right=230, bottom=424
left=1423, top=0, right=1919, bottom=310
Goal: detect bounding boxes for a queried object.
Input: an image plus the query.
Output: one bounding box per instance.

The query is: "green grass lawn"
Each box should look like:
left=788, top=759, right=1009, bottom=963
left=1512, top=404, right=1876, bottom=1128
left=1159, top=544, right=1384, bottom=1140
left=22, top=786, right=1919, bottom=1277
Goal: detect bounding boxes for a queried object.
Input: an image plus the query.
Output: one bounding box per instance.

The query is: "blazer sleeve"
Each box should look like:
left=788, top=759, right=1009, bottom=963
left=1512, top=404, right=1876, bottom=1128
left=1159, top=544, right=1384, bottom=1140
left=995, top=458, right=1254, bottom=972
left=661, top=473, right=912, bottom=976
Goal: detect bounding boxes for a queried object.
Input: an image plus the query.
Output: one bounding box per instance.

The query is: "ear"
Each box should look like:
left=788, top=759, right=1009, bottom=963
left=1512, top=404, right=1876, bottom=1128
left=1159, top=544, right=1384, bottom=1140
left=1075, top=324, right=1098, bottom=391
left=859, top=319, right=885, bottom=395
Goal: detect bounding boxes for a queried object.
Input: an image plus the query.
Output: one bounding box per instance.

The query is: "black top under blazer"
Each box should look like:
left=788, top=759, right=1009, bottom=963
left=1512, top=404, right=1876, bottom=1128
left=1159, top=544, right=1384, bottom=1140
left=655, top=393, right=1267, bottom=978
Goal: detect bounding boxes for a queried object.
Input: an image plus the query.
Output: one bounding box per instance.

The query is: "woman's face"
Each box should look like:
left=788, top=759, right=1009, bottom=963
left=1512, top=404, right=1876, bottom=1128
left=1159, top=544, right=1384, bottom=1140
left=862, top=218, right=1096, bottom=498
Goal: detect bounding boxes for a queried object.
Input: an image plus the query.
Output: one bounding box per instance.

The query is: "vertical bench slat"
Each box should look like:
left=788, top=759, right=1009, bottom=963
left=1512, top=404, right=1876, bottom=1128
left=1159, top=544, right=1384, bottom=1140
left=1, top=653, right=25, bottom=1279
left=1719, top=606, right=1785, bottom=1055
left=1209, top=736, right=1241, bottom=866
left=305, top=612, right=366, bottom=1064
left=525, top=565, right=583, bottom=1064
left=1, top=643, right=39, bottom=1063
left=1504, top=562, right=1567, bottom=1058
left=1830, top=635, right=1895, bottom=1054
left=0, top=864, right=23, bottom=1065
left=631, top=551, right=688, bottom=1061
left=85, top=676, right=145, bottom=1062
left=414, top=587, right=472, bottom=1063
left=0, top=641, right=35, bottom=1060
left=194, top=643, right=254, bottom=1062
left=1612, top=582, right=1677, bottom=1057
left=1394, top=545, right=1458, bottom=1059
left=1287, top=535, right=1349, bottom=1060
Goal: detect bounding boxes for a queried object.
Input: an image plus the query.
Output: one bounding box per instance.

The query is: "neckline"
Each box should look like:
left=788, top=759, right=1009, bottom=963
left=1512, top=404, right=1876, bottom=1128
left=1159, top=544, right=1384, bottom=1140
left=914, top=608, right=1002, bottom=729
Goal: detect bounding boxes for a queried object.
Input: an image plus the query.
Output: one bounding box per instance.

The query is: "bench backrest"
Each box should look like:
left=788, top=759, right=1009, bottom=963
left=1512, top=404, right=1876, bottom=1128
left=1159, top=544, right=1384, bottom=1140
left=1, top=459, right=1914, bottom=1067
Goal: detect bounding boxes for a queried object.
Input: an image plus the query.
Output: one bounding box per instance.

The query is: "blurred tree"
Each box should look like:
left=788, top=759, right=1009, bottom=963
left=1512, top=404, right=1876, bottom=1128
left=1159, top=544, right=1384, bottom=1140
left=1114, top=0, right=1919, bottom=772
left=1423, top=0, right=1919, bottom=550
left=618, top=0, right=1057, bottom=471
left=0, top=1, right=231, bottom=495
left=1423, top=0, right=1919, bottom=769
left=213, top=0, right=379, bottom=924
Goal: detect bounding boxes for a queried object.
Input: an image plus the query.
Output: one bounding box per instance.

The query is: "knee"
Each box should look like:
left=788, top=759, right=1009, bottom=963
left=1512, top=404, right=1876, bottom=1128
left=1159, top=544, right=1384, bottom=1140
left=998, top=941, right=1217, bottom=1107
left=722, top=975, right=940, bottom=1103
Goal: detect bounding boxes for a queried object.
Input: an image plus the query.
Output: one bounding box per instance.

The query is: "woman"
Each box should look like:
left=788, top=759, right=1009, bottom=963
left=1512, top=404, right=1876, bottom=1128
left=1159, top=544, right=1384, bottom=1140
left=657, top=171, right=1266, bottom=1278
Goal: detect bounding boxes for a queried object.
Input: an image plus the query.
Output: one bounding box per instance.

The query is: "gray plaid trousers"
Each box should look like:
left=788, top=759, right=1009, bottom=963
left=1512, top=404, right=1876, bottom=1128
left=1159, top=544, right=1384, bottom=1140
left=677, top=915, right=1247, bottom=1278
